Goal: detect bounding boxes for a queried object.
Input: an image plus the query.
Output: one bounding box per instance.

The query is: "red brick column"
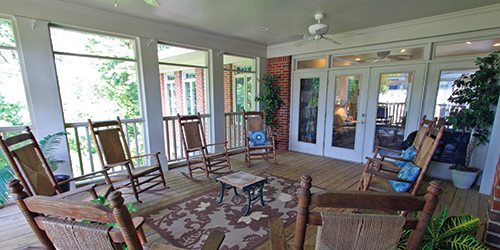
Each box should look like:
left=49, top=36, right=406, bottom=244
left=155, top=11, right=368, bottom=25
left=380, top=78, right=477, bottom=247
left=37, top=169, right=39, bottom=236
left=195, top=68, right=206, bottom=114
left=159, top=73, right=167, bottom=116
left=174, top=71, right=184, bottom=115
left=224, top=64, right=233, bottom=112
left=266, top=56, right=291, bottom=151
left=486, top=153, right=500, bottom=249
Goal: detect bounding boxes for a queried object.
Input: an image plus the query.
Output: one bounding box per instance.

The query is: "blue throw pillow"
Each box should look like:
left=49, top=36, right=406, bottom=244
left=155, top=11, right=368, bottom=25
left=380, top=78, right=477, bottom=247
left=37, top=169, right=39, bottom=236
left=394, top=146, right=417, bottom=168
left=389, top=162, right=421, bottom=193
left=249, top=130, right=267, bottom=146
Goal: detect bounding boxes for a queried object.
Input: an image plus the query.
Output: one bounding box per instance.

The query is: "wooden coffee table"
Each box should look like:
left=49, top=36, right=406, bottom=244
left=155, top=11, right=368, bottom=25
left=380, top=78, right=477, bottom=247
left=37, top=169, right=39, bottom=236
left=215, top=171, right=267, bottom=216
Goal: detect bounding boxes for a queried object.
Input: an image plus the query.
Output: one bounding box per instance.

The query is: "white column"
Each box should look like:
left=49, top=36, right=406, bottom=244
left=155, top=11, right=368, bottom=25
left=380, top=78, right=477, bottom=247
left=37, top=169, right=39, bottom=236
left=209, top=50, right=226, bottom=151
left=136, top=38, right=168, bottom=169
left=14, top=16, right=72, bottom=176
left=480, top=103, right=500, bottom=194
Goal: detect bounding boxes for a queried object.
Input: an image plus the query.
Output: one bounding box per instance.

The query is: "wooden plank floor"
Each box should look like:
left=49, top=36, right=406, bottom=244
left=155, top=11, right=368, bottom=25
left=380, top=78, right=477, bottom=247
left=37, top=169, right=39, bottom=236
left=0, top=151, right=489, bottom=249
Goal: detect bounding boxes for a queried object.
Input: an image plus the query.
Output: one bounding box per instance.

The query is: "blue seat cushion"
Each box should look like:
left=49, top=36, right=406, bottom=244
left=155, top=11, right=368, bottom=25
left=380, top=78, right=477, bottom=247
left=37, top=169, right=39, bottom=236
left=394, top=146, right=417, bottom=168
left=249, top=130, right=268, bottom=146
left=389, top=162, right=421, bottom=193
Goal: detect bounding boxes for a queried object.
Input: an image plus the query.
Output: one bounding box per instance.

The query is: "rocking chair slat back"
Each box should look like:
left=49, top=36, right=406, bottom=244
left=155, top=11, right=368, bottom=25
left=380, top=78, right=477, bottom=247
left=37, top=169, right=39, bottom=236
left=247, top=117, right=263, bottom=132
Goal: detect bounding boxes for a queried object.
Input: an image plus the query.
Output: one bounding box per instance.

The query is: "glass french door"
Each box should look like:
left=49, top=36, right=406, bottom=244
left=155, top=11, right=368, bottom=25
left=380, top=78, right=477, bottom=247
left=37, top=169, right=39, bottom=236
left=290, top=71, right=327, bottom=155
left=323, top=69, right=370, bottom=161
left=362, top=64, right=426, bottom=160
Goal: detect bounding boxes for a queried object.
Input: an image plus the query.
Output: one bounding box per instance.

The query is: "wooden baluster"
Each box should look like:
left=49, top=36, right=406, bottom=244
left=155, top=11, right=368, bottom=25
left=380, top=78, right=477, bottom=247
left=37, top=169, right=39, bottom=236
left=406, top=180, right=443, bottom=250
left=108, top=191, right=143, bottom=250
left=294, top=175, right=312, bottom=250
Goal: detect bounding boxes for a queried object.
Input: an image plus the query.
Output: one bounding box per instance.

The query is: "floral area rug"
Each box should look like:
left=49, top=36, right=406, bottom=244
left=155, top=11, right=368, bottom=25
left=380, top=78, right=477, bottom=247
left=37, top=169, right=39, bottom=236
left=144, top=173, right=321, bottom=250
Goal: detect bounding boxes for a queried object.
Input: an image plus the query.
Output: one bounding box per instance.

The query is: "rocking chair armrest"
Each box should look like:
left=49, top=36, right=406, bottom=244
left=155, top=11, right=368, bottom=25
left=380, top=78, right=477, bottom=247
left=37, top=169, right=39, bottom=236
left=55, top=183, right=98, bottom=198
left=205, top=142, right=227, bottom=147
left=57, top=169, right=112, bottom=185
left=130, top=152, right=160, bottom=159
left=365, top=157, right=400, bottom=171
left=269, top=218, right=286, bottom=250
left=186, top=146, right=204, bottom=152
left=104, top=161, right=131, bottom=168
left=365, top=169, right=414, bottom=184
left=374, top=146, right=402, bottom=155
left=379, top=154, right=411, bottom=162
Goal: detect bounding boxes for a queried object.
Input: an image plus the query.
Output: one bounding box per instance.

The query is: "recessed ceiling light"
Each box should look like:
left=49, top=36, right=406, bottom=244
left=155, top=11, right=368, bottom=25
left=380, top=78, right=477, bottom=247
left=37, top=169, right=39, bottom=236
left=400, top=49, right=406, bottom=52
left=355, top=58, right=361, bottom=61
left=258, top=27, right=269, bottom=31
left=493, top=43, right=500, bottom=47
left=466, top=41, right=472, bottom=44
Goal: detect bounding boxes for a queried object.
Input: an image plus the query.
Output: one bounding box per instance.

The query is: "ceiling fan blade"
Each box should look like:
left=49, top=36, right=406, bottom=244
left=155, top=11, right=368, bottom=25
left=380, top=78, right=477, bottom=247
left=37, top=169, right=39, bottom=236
left=144, top=0, right=160, bottom=6
left=326, top=31, right=362, bottom=38
left=294, top=38, right=313, bottom=47
left=279, top=34, right=307, bottom=40
left=323, top=37, right=342, bottom=45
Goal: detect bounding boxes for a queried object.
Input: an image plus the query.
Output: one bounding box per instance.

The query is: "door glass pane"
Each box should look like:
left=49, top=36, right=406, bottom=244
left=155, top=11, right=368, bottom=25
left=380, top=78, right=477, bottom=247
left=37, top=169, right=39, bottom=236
left=435, top=69, right=476, bottom=128
left=332, top=75, right=359, bottom=149
left=298, top=78, right=319, bottom=143
left=246, top=76, right=253, bottom=111
left=235, top=77, right=244, bottom=111
left=374, top=73, right=412, bottom=150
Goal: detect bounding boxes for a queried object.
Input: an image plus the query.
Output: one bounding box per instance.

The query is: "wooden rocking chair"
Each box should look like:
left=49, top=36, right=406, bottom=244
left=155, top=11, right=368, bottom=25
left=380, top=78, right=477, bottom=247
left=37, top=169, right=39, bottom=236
left=177, top=113, right=232, bottom=181
left=358, top=126, right=445, bottom=197
left=269, top=175, right=443, bottom=250
left=88, top=117, right=167, bottom=202
left=7, top=179, right=225, bottom=250
left=242, top=110, right=277, bottom=167
left=0, top=127, right=113, bottom=200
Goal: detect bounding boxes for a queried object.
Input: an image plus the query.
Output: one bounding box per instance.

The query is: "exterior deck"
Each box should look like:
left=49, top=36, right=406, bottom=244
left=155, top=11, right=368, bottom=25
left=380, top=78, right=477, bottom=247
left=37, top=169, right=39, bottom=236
left=0, top=151, right=489, bottom=249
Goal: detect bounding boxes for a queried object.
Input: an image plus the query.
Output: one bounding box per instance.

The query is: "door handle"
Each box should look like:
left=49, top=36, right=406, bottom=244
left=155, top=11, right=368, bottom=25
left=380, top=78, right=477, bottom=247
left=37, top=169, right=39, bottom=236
left=361, top=113, right=365, bottom=117
left=358, top=121, right=364, bottom=124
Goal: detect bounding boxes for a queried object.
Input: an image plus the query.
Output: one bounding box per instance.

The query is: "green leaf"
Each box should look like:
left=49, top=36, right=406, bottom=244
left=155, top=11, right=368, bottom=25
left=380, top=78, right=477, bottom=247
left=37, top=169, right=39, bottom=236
left=439, top=232, right=489, bottom=250
left=439, top=215, right=481, bottom=240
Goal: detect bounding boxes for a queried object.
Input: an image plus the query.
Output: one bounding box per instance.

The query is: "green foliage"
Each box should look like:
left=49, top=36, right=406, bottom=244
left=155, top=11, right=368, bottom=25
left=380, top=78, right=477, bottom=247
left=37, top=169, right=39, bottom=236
left=39, top=132, right=68, bottom=172
left=254, top=75, right=284, bottom=129
left=0, top=19, right=15, bottom=46
left=0, top=167, right=13, bottom=207
left=0, top=93, right=26, bottom=126
left=447, top=50, right=500, bottom=170
left=398, top=206, right=488, bottom=250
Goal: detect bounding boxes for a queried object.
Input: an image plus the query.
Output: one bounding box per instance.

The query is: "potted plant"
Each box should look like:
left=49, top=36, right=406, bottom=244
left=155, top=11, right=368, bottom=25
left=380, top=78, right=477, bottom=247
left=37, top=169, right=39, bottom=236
left=254, top=75, right=285, bottom=130
left=447, top=50, right=500, bottom=189
left=398, top=206, right=489, bottom=249
left=39, top=132, right=70, bottom=192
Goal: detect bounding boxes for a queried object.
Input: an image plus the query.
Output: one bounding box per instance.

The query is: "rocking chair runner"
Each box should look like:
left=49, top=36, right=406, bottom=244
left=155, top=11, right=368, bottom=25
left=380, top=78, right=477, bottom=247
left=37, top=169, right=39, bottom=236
left=88, top=117, right=167, bottom=202
left=177, top=113, right=232, bottom=181
left=242, top=110, right=277, bottom=166
left=0, top=127, right=113, bottom=200
left=7, top=179, right=225, bottom=250
left=269, top=175, right=443, bottom=250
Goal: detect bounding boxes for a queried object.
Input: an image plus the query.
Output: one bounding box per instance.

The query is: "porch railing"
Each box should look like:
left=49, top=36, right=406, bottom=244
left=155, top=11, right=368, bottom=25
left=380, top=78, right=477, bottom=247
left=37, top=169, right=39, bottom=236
left=225, top=112, right=245, bottom=149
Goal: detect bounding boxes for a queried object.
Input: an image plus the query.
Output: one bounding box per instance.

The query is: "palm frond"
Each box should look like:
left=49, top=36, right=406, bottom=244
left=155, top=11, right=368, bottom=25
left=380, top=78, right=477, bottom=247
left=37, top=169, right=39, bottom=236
left=439, top=215, right=482, bottom=240
left=439, top=232, right=489, bottom=250
left=434, top=206, right=449, bottom=238
left=0, top=166, right=14, bottom=206
left=38, top=132, right=67, bottom=155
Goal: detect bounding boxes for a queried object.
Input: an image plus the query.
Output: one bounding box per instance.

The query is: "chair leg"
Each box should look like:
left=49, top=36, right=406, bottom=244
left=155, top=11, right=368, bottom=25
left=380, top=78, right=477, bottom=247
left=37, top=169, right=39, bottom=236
left=129, top=176, right=141, bottom=203
left=245, top=148, right=251, bottom=167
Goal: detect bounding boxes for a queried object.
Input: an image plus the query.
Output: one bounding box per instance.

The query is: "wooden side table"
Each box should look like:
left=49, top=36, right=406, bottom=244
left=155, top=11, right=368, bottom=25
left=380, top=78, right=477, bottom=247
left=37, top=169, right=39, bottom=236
left=215, top=171, right=267, bottom=216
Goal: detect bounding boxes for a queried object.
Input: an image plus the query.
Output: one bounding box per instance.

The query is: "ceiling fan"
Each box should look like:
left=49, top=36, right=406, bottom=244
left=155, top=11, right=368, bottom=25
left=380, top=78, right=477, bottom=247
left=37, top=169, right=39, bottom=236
left=279, top=13, right=355, bottom=47
left=369, top=51, right=414, bottom=63
left=144, top=0, right=160, bottom=6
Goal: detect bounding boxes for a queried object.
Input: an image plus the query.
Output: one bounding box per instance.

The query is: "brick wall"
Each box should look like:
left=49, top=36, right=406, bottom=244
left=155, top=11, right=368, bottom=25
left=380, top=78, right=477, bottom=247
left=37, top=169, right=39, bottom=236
left=486, top=153, right=500, bottom=249
left=195, top=68, right=206, bottom=114
left=224, top=64, right=233, bottom=112
left=159, top=73, right=167, bottom=116
left=267, top=56, right=291, bottom=151
left=174, top=71, right=184, bottom=114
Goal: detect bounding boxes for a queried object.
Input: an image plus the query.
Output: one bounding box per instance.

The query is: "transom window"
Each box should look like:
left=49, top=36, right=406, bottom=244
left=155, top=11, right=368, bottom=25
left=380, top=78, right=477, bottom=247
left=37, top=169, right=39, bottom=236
left=0, top=19, right=30, bottom=127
